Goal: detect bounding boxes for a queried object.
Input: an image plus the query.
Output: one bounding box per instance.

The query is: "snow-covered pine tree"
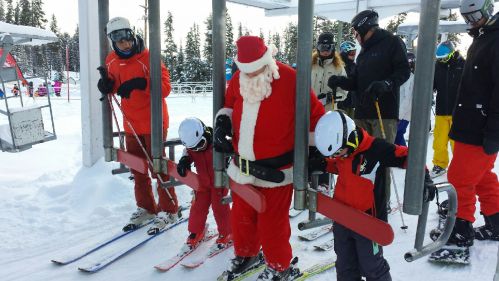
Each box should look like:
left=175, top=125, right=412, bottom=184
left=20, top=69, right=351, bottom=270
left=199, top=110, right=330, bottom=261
left=175, top=42, right=185, bottom=83
left=237, top=22, right=243, bottom=40
left=31, top=0, right=47, bottom=28
left=5, top=0, right=13, bottom=23
left=70, top=25, right=80, bottom=72
left=0, top=0, right=5, bottom=22
left=272, top=32, right=284, bottom=62
left=225, top=9, right=234, bottom=59
left=163, top=11, right=179, bottom=81
left=202, top=13, right=213, bottom=67
left=283, top=21, right=298, bottom=65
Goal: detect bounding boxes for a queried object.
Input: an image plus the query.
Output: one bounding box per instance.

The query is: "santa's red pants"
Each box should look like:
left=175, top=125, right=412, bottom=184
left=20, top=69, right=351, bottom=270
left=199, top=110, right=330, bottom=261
left=188, top=186, right=231, bottom=236
left=231, top=184, right=293, bottom=272
left=125, top=133, right=178, bottom=215
left=448, top=141, right=499, bottom=222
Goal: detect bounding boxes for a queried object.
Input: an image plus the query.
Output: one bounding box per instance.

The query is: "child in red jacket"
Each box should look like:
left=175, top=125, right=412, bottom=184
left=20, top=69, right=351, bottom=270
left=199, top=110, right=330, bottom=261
left=177, top=117, right=232, bottom=252
left=310, top=110, right=436, bottom=281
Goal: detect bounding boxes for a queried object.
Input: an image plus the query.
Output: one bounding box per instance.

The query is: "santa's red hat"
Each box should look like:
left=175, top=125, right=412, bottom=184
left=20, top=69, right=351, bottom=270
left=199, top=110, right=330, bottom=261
left=235, top=36, right=274, bottom=73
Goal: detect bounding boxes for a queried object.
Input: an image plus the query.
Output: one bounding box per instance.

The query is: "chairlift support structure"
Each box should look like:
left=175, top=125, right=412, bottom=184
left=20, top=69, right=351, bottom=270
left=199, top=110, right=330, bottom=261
left=0, top=22, right=58, bottom=152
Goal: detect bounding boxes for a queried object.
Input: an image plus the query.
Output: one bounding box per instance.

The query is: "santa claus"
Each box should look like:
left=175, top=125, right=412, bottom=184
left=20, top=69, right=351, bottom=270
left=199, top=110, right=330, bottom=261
left=214, top=36, right=325, bottom=280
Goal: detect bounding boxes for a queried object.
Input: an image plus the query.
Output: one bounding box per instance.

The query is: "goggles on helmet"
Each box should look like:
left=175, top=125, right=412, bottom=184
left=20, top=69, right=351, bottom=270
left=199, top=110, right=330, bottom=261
left=188, top=136, right=207, bottom=152
left=317, top=43, right=334, bottom=52
left=462, top=10, right=485, bottom=24
left=437, top=50, right=455, bottom=63
left=109, top=29, right=134, bottom=42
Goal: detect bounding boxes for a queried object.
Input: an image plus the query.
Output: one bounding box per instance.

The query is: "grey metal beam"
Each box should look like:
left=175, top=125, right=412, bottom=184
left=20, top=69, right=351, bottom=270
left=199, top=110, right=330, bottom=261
left=148, top=0, right=163, bottom=173
left=98, top=0, right=112, bottom=162
left=212, top=0, right=227, bottom=187
left=403, top=0, right=441, bottom=215
left=293, top=0, right=314, bottom=210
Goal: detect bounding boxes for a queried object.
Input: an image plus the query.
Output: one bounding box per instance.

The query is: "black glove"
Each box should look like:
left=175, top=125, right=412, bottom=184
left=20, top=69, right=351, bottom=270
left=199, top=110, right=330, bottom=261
left=423, top=170, right=437, bottom=202
left=117, top=77, right=147, bottom=99
left=177, top=156, right=192, bottom=177
left=214, top=115, right=234, bottom=153
left=97, top=78, right=114, bottom=95
left=308, top=157, right=327, bottom=174
left=327, top=75, right=348, bottom=90
left=483, top=138, right=499, bottom=155
left=364, top=80, right=393, bottom=104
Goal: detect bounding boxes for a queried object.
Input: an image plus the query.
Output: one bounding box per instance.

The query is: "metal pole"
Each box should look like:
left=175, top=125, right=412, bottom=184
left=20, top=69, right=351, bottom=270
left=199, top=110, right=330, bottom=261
left=98, top=0, right=112, bottom=162
left=495, top=243, right=499, bottom=281
left=403, top=0, right=441, bottom=215
left=293, top=0, right=314, bottom=210
left=148, top=0, right=163, bottom=173
left=212, top=0, right=226, bottom=187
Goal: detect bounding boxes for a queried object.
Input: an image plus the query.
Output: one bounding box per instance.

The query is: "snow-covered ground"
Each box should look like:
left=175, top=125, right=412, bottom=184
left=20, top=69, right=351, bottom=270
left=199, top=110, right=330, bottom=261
left=0, top=88, right=498, bottom=281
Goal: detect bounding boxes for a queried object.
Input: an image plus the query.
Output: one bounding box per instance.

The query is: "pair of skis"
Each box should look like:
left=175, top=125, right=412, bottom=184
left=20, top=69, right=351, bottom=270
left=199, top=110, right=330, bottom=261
left=154, top=228, right=233, bottom=271
left=51, top=215, right=189, bottom=272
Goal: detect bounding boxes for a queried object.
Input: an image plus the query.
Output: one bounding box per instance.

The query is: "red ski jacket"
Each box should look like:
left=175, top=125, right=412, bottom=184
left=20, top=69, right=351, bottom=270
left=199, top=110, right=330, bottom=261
left=185, top=144, right=215, bottom=191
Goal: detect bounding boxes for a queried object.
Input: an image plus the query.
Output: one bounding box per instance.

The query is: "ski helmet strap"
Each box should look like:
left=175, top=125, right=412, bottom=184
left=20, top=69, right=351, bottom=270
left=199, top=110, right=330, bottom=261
left=337, top=111, right=359, bottom=151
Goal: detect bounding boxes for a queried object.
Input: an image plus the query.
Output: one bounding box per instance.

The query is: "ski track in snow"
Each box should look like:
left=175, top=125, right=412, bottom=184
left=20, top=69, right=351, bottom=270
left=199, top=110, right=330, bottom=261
left=0, top=91, right=497, bottom=281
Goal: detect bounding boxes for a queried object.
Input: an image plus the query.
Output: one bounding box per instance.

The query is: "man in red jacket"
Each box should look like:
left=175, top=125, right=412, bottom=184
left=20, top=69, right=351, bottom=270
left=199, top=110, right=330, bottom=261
left=97, top=17, right=179, bottom=235
left=214, top=36, right=325, bottom=281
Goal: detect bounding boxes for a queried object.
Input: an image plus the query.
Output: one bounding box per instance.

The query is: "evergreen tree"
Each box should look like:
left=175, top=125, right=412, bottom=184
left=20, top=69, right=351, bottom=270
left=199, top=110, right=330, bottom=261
left=31, top=0, right=47, bottom=28
left=441, top=12, right=461, bottom=46
left=259, top=28, right=264, bottom=41
left=272, top=32, right=284, bottom=62
left=0, top=0, right=5, bottom=21
left=13, top=0, right=19, bottom=24
left=203, top=13, right=213, bottom=68
left=385, top=12, right=407, bottom=34
left=225, top=9, right=234, bottom=58
left=46, top=14, right=63, bottom=78
left=175, top=42, right=185, bottom=83
left=282, top=21, right=298, bottom=65
left=184, top=23, right=205, bottom=82
left=69, top=25, right=80, bottom=72
left=313, top=16, right=335, bottom=44
left=237, top=22, right=243, bottom=39
left=163, top=11, right=179, bottom=81
left=18, top=0, right=30, bottom=25
left=266, top=31, right=272, bottom=45
left=49, top=13, right=59, bottom=34
left=5, top=0, right=13, bottom=23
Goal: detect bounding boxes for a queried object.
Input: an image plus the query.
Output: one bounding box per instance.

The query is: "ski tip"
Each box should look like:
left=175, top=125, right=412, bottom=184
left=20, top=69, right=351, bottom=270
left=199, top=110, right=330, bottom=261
left=154, top=265, right=170, bottom=272
left=51, top=259, right=67, bottom=265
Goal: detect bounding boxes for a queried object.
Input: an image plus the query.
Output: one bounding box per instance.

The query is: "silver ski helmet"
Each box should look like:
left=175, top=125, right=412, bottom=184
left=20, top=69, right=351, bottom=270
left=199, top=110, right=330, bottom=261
left=179, top=118, right=208, bottom=151
left=460, top=0, right=495, bottom=25
left=314, top=111, right=358, bottom=157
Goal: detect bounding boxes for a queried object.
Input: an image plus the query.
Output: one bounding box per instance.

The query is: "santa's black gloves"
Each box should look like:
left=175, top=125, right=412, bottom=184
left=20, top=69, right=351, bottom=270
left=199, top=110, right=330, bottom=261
left=362, top=80, right=393, bottom=105
left=483, top=138, right=499, bottom=155
left=308, top=157, right=327, bottom=174
left=214, top=115, right=234, bottom=153
left=177, top=156, right=192, bottom=177
left=423, top=170, right=437, bottom=202
left=117, top=77, right=147, bottom=99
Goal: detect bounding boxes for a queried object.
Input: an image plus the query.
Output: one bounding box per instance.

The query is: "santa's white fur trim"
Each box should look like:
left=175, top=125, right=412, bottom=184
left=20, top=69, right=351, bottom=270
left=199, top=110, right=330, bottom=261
left=227, top=160, right=294, bottom=188
left=236, top=45, right=274, bottom=74
left=237, top=100, right=260, bottom=161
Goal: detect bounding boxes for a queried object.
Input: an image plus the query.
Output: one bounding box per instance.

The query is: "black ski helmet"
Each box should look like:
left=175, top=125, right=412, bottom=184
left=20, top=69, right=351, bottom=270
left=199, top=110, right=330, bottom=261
left=317, top=32, right=335, bottom=53
left=351, top=10, right=379, bottom=37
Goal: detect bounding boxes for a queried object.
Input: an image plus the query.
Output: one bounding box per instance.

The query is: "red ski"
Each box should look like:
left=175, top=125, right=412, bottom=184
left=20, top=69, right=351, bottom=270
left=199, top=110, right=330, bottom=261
left=229, top=179, right=267, bottom=213
left=316, top=192, right=394, bottom=246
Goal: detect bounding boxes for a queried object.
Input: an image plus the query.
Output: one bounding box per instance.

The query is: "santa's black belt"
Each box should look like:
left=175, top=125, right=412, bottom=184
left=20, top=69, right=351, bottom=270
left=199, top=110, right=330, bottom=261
left=233, top=151, right=293, bottom=183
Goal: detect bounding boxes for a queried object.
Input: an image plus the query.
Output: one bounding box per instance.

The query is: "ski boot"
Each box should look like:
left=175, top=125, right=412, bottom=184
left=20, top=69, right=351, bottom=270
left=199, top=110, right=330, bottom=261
left=147, top=209, right=181, bottom=235
left=256, top=257, right=300, bottom=281
left=430, top=165, right=446, bottom=179
left=475, top=213, right=499, bottom=241
left=217, top=252, right=264, bottom=281
left=122, top=207, right=155, bottom=232
left=429, top=218, right=474, bottom=264
left=208, top=234, right=233, bottom=256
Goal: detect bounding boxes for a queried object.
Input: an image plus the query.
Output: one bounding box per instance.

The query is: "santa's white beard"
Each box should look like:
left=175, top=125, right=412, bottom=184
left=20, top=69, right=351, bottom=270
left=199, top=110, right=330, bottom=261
left=239, top=64, right=279, bottom=103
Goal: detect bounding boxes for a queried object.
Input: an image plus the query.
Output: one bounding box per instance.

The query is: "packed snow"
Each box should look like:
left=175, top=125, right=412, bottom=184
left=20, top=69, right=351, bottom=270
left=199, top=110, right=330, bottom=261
left=0, top=87, right=498, bottom=281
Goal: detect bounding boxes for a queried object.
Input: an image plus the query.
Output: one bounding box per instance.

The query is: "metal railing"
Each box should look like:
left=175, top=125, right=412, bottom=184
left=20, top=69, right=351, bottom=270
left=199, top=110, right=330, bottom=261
left=170, top=82, right=213, bottom=95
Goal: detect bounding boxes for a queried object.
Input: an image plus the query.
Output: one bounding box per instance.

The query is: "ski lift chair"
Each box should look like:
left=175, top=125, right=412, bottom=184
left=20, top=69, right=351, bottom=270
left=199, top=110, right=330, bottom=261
left=0, top=24, right=58, bottom=152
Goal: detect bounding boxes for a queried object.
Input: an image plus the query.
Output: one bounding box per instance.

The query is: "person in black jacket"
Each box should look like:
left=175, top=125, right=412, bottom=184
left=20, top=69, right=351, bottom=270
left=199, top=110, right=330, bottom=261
left=328, top=9, right=411, bottom=212
left=445, top=0, right=499, bottom=247
left=430, top=41, right=465, bottom=178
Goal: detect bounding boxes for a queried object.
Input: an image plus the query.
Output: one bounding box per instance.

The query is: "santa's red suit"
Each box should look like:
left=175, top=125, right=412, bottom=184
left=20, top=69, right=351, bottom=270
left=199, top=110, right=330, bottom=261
left=218, top=53, right=324, bottom=271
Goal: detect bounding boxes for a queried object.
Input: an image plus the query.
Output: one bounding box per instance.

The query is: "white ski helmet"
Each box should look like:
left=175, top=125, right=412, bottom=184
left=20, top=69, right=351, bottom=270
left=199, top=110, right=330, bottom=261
left=106, top=17, right=131, bottom=35
left=460, top=0, right=495, bottom=24
left=314, top=111, right=357, bottom=157
left=179, top=118, right=207, bottom=149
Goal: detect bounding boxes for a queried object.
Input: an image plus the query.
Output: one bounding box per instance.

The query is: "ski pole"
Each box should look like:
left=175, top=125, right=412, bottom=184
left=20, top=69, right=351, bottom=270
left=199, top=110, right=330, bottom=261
left=107, top=93, right=176, bottom=208
left=374, top=100, right=408, bottom=231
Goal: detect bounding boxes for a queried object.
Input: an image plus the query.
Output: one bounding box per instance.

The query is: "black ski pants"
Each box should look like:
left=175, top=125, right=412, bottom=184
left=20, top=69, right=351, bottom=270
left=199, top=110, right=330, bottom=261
left=333, top=223, right=391, bottom=281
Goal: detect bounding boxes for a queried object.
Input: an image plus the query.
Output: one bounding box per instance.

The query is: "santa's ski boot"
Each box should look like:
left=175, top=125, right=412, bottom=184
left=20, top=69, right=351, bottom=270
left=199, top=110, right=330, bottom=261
left=147, top=209, right=181, bottom=235
left=122, top=207, right=155, bottom=232
left=217, top=252, right=264, bottom=281
left=429, top=218, right=474, bottom=265
left=256, top=257, right=300, bottom=281
left=475, top=213, right=499, bottom=241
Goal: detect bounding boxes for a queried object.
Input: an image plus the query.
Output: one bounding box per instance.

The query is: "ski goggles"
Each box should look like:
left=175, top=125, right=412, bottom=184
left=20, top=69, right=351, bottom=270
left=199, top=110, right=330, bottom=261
left=437, top=51, right=455, bottom=63
left=462, top=10, right=485, bottom=24
left=108, top=29, right=134, bottom=42
left=188, top=136, right=207, bottom=152
left=317, top=43, right=334, bottom=52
